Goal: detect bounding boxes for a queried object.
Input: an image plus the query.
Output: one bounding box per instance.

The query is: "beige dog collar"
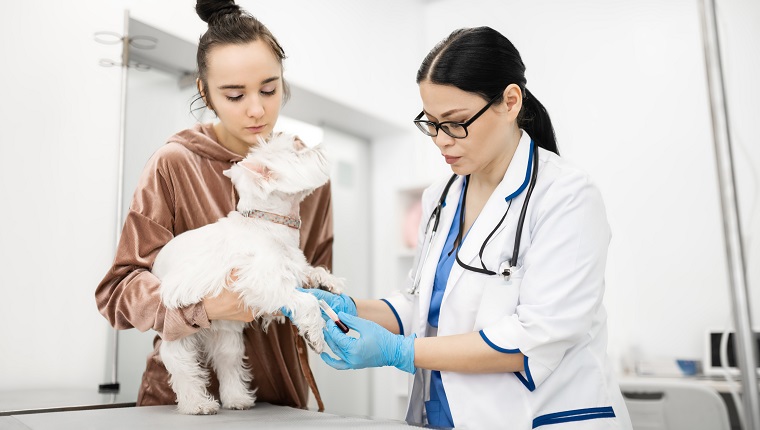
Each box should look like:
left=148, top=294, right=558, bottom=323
left=239, top=209, right=301, bottom=229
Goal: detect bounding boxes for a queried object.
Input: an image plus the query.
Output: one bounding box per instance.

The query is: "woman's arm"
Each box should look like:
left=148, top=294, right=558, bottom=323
left=414, top=332, right=524, bottom=373
left=95, top=150, right=214, bottom=341
left=320, top=311, right=525, bottom=375
left=95, top=209, right=213, bottom=340
left=356, top=299, right=401, bottom=334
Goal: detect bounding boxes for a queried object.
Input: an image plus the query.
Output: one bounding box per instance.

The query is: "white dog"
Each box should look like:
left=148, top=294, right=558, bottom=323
left=152, top=133, right=343, bottom=415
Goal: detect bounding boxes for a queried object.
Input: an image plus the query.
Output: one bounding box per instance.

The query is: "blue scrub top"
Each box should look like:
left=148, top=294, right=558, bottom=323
left=425, top=179, right=468, bottom=428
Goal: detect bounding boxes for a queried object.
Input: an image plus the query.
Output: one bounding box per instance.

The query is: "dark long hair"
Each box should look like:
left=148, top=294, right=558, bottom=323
left=193, top=0, right=289, bottom=110
left=416, top=27, right=558, bottom=155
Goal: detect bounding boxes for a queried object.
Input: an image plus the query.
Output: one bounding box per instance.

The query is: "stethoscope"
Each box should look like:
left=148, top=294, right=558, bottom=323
left=408, top=141, right=539, bottom=295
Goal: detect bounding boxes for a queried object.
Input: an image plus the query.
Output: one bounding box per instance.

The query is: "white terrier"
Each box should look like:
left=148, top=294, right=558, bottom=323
left=152, top=133, right=343, bottom=415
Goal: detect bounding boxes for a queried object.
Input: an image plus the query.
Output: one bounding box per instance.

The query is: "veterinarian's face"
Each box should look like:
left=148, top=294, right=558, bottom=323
left=204, top=40, right=284, bottom=151
left=418, top=81, right=520, bottom=177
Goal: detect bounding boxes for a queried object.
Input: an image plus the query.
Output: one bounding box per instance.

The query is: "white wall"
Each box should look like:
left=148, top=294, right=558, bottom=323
left=717, top=0, right=760, bottom=324
left=0, top=0, right=127, bottom=390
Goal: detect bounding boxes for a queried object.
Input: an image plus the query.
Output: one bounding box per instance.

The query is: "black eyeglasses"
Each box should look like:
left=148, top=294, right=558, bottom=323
left=413, top=92, right=502, bottom=139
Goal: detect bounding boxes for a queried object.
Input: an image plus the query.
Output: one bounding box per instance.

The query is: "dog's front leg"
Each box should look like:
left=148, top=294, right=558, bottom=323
left=303, top=266, right=344, bottom=295
left=160, top=335, right=220, bottom=415
left=283, top=290, right=327, bottom=353
left=206, top=321, right=257, bottom=410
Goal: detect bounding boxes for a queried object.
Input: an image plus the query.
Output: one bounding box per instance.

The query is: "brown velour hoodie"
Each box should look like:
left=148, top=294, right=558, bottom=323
left=95, top=123, right=333, bottom=409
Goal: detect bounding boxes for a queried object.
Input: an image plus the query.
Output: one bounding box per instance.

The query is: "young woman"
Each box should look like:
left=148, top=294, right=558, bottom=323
left=95, top=0, right=332, bottom=410
left=304, top=27, right=632, bottom=429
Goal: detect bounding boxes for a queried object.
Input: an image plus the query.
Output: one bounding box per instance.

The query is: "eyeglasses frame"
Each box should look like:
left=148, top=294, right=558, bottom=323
left=413, top=91, right=503, bottom=139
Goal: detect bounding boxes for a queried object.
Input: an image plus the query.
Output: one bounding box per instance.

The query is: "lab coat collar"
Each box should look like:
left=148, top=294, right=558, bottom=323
left=442, top=131, right=535, bottom=301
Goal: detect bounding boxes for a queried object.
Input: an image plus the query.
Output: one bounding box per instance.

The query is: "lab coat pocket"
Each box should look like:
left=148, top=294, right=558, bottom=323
left=473, top=267, right=523, bottom=331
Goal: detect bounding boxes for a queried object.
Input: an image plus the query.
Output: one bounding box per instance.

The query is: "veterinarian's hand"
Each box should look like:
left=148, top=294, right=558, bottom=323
left=202, top=288, right=255, bottom=322
left=320, top=312, right=416, bottom=374
left=297, top=287, right=357, bottom=316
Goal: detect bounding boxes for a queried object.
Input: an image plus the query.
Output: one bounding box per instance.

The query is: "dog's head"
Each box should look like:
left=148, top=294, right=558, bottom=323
left=223, top=133, right=330, bottom=204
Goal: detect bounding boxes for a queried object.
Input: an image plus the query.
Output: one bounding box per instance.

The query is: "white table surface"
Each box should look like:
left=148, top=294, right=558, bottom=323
left=0, top=388, right=134, bottom=416
left=0, top=388, right=137, bottom=414
left=0, top=403, right=422, bottom=430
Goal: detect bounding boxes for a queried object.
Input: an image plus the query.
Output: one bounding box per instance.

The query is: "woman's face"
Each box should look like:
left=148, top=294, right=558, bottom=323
left=418, top=81, right=520, bottom=177
left=202, top=40, right=283, bottom=152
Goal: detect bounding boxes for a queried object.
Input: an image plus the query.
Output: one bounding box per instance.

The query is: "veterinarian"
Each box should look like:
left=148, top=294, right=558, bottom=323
left=301, top=27, right=632, bottom=429
left=95, top=0, right=333, bottom=411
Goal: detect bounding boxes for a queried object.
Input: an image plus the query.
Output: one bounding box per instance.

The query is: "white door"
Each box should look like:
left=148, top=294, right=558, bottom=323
left=308, top=125, right=373, bottom=417
left=112, top=67, right=210, bottom=401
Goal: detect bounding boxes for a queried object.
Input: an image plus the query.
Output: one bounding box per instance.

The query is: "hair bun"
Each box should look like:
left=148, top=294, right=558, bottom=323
left=196, top=0, right=240, bottom=24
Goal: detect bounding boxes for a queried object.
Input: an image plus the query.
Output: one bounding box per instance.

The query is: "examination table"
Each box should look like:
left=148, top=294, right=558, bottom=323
left=0, top=403, right=420, bottom=429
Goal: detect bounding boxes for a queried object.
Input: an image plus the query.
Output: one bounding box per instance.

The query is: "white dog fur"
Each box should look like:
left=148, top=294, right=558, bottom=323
left=152, top=133, right=343, bottom=415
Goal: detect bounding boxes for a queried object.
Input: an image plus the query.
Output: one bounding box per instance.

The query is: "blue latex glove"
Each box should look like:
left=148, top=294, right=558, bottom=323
left=296, top=287, right=357, bottom=316
left=320, top=312, right=416, bottom=374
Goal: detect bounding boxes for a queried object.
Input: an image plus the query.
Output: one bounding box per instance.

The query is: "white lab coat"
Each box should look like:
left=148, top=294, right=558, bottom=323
left=384, top=131, right=632, bottom=429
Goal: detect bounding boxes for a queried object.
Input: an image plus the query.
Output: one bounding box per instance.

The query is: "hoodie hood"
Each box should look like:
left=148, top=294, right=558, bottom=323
left=167, top=123, right=244, bottom=163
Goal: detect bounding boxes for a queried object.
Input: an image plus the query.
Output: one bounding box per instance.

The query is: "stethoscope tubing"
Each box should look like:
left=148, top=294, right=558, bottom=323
left=409, top=174, right=458, bottom=294
left=409, top=141, right=538, bottom=294
left=510, top=140, right=539, bottom=268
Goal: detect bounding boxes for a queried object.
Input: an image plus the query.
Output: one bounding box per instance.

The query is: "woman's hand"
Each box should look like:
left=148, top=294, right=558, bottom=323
left=202, top=269, right=254, bottom=322
left=320, top=312, right=416, bottom=374
left=202, top=288, right=255, bottom=322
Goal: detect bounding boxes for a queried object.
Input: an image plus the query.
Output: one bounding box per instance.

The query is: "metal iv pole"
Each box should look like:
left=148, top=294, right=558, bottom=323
left=698, top=0, right=760, bottom=428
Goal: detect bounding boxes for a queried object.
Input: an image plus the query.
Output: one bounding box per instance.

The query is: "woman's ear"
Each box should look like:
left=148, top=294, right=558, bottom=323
left=502, top=83, right=523, bottom=120
left=197, top=78, right=214, bottom=111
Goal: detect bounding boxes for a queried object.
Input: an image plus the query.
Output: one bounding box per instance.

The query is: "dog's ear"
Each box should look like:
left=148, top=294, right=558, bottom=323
left=222, top=160, right=275, bottom=184
left=239, top=159, right=276, bottom=181
left=293, top=135, right=306, bottom=150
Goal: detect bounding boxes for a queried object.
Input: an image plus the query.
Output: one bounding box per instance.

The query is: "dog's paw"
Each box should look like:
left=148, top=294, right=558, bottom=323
left=322, top=279, right=344, bottom=295
left=305, top=334, right=327, bottom=354
left=305, top=266, right=345, bottom=295
left=177, top=398, right=220, bottom=415
left=303, top=320, right=328, bottom=354
left=222, top=394, right=256, bottom=410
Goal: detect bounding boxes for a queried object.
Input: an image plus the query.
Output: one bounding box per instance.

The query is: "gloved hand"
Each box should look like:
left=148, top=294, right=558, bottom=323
left=296, top=287, right=357, bottom=316
left=320, top=312, right=416, bottom=374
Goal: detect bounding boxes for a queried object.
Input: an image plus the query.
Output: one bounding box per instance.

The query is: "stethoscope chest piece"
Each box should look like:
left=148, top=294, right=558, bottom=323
left=499, top=260, right=515, bottom=282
